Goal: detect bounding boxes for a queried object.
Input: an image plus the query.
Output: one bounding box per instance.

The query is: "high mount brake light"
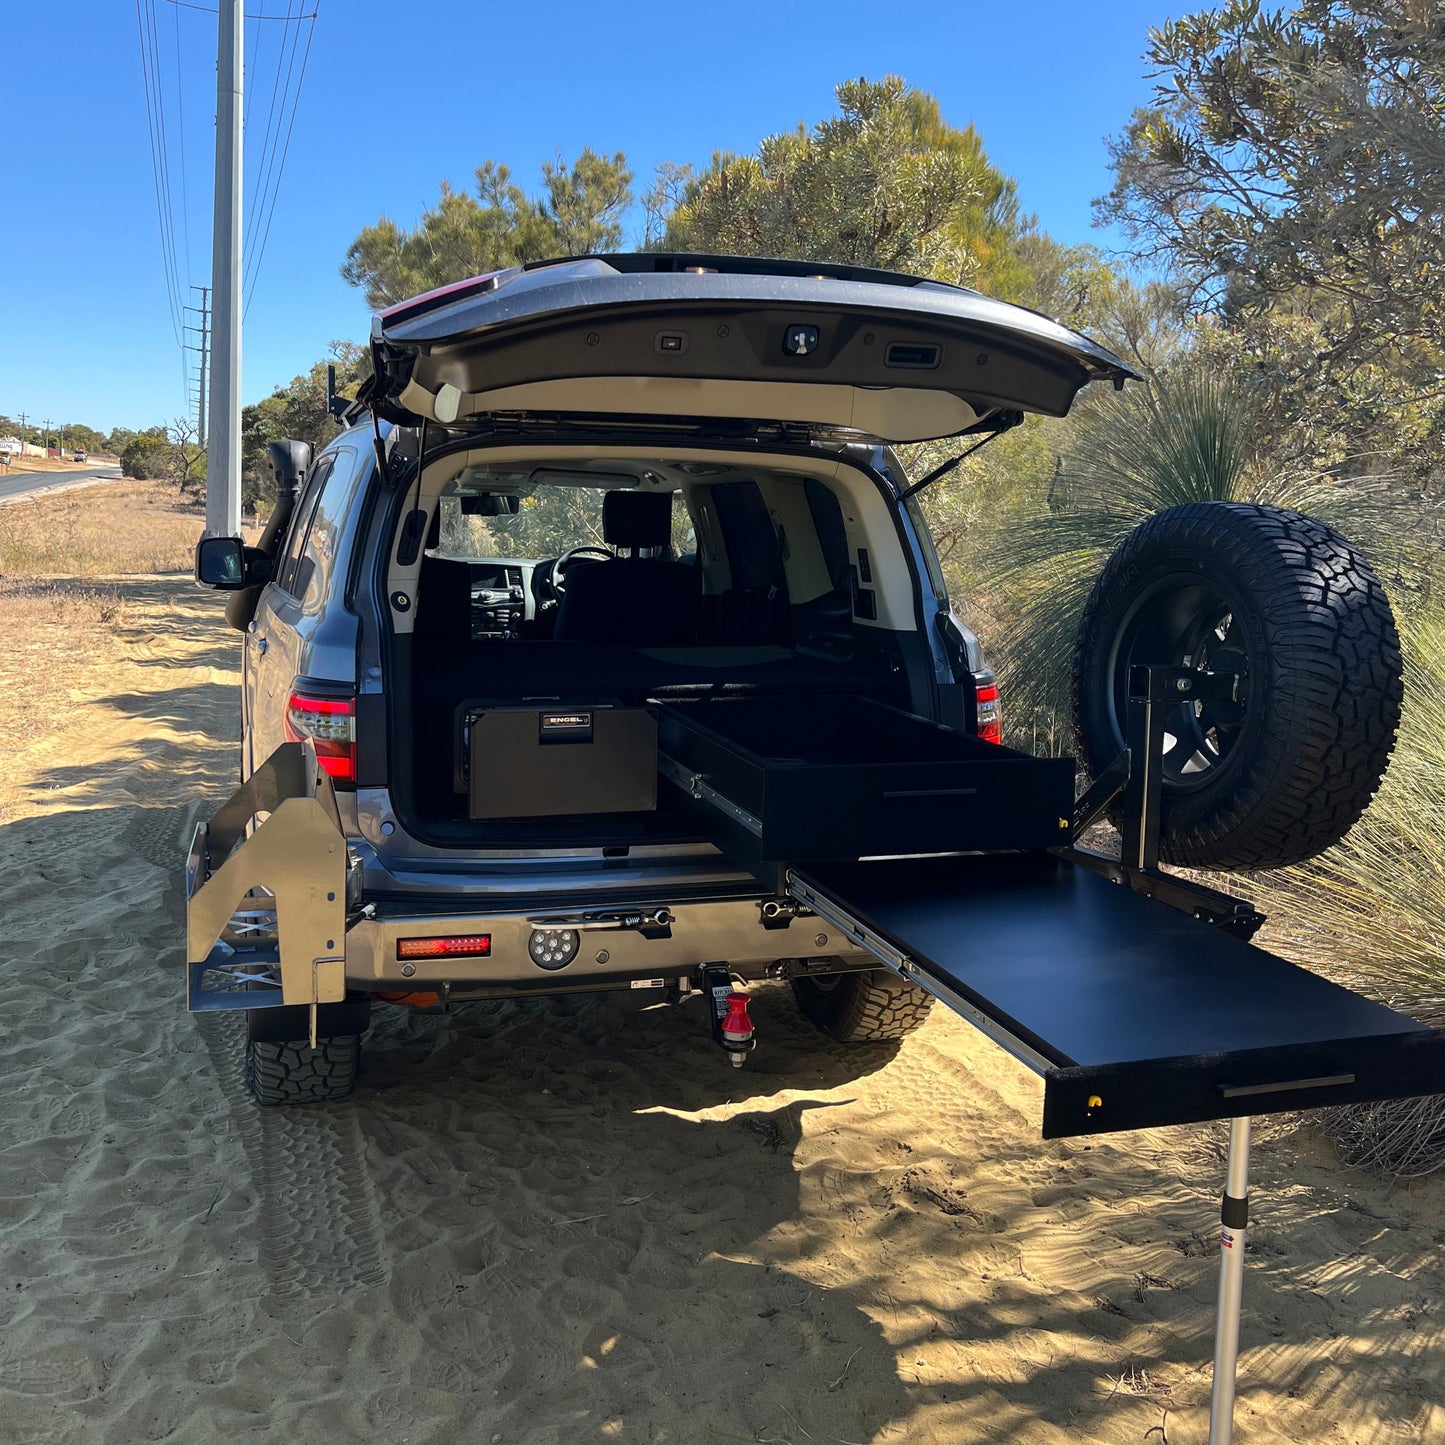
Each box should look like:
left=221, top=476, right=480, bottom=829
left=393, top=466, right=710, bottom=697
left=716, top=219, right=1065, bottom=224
left=975, top=680, right=1002, bottom=745
left=284, top=691, right=357, bottom=784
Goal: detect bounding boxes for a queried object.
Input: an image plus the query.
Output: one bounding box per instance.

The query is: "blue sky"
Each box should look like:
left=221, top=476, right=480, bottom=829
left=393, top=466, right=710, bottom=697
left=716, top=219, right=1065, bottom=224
left=0, top=0, right=1176, bottom=434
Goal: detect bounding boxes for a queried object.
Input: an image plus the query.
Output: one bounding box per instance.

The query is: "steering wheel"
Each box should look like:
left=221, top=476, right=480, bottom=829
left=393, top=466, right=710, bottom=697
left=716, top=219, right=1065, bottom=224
left=546, top=545, right=612, bottom=601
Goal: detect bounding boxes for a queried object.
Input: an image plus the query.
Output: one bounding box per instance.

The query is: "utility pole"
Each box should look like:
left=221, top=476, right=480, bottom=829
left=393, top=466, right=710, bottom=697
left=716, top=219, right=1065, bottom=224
left=42, top=419, right=52, bottom=455
left=205, top=0, right=242, bottom=538
left=186, top=284, right=211, bottom=449
left=17, top=412, right=28, bottom=453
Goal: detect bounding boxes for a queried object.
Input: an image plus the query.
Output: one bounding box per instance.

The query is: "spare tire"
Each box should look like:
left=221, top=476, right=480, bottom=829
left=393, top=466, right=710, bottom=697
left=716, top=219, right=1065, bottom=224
left=1072, top=502, right=1402, bottom=870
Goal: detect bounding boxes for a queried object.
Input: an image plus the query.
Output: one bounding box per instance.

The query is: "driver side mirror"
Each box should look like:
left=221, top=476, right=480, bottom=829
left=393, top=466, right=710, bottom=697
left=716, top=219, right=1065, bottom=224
left=194, top=536, right=272, bottom=591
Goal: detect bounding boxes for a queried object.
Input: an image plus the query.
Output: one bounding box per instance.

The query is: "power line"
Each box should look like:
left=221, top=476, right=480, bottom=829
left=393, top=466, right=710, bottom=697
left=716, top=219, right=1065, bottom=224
left=160, top=0, right=315, bottom=16
left=152, top=0, right=193, bottom=404
left=135, top=0, right=184, bottom=351
left=241, top=0, right=299, bottom=274
left=144, top=0, right=184, bottom=343
left=172, top=0, right=192, bottom=277
left=242, top=0, right=263, bottom=133
left=242, top=2, right=316, bottom=315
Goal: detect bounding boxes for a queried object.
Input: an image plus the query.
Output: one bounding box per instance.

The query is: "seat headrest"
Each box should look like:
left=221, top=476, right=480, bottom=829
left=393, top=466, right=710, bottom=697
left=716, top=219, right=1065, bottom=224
left=604, top=489, right=672, bottom=550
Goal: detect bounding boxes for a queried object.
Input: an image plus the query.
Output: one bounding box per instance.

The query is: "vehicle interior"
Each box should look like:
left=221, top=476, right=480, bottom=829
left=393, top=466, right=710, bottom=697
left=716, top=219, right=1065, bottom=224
left=387, top=449, right=937, bottom=846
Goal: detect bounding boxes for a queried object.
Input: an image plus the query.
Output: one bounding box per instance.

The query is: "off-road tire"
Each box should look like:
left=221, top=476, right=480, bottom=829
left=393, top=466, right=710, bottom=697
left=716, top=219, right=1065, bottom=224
left=244, top=1036, right=360, bottom=1106
left=1072, top=502, right=1402, bottom=870
left=792, top=969, right=935, bottom=1042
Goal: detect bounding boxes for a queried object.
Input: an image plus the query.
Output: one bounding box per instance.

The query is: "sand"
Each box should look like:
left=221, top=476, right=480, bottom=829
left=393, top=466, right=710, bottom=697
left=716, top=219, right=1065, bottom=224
left=1, top=574, right=1442, bottom=1444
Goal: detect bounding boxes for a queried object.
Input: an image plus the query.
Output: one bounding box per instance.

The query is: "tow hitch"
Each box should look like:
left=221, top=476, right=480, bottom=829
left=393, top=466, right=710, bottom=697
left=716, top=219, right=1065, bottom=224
left=701, top=965, right=755, bottom=1067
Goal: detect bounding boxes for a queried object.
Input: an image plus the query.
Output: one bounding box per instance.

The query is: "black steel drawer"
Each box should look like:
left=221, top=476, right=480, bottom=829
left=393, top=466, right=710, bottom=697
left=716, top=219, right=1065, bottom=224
left=656, top=696, right=1074, bottom=875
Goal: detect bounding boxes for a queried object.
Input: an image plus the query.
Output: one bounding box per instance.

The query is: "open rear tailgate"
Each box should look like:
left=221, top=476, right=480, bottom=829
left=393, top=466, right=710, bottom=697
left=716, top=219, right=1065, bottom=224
left=371, top=252, right=1139, bottom=442
left=789, top=853, right=1445, bottom=1138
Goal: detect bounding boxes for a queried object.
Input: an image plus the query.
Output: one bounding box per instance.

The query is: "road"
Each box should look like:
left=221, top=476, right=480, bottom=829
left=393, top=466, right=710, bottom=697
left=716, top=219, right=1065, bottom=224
left=0, top=461, right=124, bottom=504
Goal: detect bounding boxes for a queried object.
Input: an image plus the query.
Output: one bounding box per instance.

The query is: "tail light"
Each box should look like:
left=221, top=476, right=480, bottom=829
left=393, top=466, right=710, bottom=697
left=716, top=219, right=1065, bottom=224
left=397, top=934, right=492, bottom=961
left=284, top=689, right=357, bottom=784
left=974, top=673, right=1002, bottom=745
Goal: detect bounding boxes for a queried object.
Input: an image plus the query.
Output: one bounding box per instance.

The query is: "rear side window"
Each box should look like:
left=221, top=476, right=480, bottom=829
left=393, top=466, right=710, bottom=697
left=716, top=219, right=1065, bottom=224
left=709, top=481, right=780, bottom=592
left=902, top=494, right=949, bottom=604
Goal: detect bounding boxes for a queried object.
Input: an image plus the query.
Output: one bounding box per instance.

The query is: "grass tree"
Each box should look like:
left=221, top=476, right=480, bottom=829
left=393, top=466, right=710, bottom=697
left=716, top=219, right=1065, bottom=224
left=1267, top=597, right=1445, bottom=1177
left=979, top=360, right=1331, bottom=740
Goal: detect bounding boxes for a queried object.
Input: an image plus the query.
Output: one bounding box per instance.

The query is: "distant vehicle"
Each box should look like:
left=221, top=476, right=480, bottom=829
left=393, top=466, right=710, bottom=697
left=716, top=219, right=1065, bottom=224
left=73, top=449, right=87, bottom=463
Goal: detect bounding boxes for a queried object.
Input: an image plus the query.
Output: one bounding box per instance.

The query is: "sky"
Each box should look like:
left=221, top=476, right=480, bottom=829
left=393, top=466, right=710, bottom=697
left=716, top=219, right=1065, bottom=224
left=0, top=0, right=1178, bottom=435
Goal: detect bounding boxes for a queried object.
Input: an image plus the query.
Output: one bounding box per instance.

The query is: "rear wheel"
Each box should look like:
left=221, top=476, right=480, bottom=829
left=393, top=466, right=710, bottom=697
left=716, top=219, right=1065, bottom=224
left=244, top=1035, right=360, bottom=1106
left=792, top=969, right=934, bottom=1042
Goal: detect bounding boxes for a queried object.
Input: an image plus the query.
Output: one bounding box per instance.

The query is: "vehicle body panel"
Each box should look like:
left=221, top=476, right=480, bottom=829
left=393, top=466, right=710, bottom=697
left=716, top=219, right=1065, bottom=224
left=371, top=253, right=1138, bottom=441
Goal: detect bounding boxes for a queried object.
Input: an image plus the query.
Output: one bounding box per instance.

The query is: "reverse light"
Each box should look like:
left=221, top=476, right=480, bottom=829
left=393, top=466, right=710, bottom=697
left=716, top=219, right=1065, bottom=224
left=975, top=678, right=1002, bottom=745
left=284, top=690, right=357, bottom=783
left=397, top=934, right=493, bottom=961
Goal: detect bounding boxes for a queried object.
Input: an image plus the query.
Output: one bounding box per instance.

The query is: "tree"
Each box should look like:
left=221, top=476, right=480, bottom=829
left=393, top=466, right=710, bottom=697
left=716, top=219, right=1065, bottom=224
left=1099, top=0, right=1445, bottom=473
left=167, top=418, right=207, bottom=497
left=661, top=77, right=1020, bottom=289
left=120, top=427, right=171, bottom=480
left=240, top=341, right=371, bottom=511
left=341, top=150, right=634, bottom=309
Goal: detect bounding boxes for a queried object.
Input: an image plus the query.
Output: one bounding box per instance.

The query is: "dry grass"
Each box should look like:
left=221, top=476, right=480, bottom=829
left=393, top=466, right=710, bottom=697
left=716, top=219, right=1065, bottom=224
left=0, top=579, right=144, bottom=821
left=0, top=480, right=203, bottom=577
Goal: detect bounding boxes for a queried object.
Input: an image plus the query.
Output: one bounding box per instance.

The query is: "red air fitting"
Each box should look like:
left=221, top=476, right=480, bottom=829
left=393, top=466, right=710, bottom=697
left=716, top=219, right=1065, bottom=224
left=721, top=992, right=755, bottom=1067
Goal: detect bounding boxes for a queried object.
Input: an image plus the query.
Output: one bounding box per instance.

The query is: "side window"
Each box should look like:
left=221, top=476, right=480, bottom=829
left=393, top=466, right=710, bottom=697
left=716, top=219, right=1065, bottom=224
left=711, top=481, right=780, bottom=593
left=298, top=450, right=356, bottom=607
left=902, top=494, right=949, bottom=604
left=274, top=458, right=334, bottom=598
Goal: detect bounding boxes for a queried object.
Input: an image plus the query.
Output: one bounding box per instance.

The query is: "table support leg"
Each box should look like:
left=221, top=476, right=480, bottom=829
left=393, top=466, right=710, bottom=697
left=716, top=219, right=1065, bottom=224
left=1208, top=1115, right=1252, bottom=1444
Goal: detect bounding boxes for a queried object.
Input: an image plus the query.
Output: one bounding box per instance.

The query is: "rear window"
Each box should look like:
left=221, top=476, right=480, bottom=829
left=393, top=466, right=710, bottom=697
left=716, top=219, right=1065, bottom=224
left=435, top=473, right=691, bottom=558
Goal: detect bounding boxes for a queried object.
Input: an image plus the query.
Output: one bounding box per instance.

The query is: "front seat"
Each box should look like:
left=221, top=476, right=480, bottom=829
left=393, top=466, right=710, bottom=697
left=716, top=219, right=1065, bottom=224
left=554, top=490, right=700, bottom=645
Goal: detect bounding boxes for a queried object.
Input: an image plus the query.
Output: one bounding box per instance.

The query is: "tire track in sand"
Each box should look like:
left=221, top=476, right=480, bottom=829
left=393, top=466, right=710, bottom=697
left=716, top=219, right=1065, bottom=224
left=196, top=1012, right=387, bottom=1298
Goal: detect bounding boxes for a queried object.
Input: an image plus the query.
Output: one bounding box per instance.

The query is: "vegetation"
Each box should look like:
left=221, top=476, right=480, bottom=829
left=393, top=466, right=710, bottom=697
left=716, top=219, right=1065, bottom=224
left=0, top=481, right=206, bottom=578
left=978, top=364, right=1323, bottom=726
left=0, top=416, right=122, bottom=456
left=1261, top=595, right=1445, bottom=1177
left=240, top=342, right=370, bottom=510
left=661, top=77, right=1022, bottom=288
left=118, top=421, right=207, bottom=497
left=1100, top=0, right=1445, bottom=480
left=341, top=149, right=635, bottom=310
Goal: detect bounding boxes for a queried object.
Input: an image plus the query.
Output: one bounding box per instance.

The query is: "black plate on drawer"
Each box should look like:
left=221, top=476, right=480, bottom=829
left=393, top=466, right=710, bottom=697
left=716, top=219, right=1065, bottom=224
left=656, top=696, right=1074, bottom=876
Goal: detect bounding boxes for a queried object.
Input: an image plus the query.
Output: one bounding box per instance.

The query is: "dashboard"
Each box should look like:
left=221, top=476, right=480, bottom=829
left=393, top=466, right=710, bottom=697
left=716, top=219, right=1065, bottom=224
left=467, top=559, right=535, bottom=638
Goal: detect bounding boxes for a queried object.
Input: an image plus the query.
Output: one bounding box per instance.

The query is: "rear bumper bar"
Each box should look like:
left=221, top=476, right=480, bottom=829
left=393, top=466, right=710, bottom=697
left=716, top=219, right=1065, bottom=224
left=182, top=743, right=862, bottom=1015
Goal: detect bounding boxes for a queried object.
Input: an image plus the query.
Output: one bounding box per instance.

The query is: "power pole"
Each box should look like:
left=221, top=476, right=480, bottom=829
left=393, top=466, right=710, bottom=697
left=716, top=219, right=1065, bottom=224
left=205, top=0, right=242, bottom=538
left=42, top=419, right=52, bottom=455
left=186, top=284, right=211, bottom=449
left=17, top=412, right=27, bottom=452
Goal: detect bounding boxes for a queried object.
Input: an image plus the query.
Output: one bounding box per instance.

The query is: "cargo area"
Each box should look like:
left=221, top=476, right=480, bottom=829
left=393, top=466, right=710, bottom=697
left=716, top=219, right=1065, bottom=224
left=392, top=454, right=940, bottom=848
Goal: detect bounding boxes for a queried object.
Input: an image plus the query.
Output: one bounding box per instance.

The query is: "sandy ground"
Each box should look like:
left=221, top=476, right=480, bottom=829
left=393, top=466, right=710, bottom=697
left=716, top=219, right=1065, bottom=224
left=1, top=575, right=1442, bottom=1445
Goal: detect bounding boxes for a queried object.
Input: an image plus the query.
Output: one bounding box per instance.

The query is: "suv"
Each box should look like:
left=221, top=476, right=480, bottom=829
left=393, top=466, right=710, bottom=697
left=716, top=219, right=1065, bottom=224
left=191, top=252, right=1398, bottom=1107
